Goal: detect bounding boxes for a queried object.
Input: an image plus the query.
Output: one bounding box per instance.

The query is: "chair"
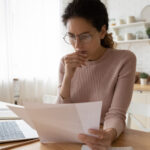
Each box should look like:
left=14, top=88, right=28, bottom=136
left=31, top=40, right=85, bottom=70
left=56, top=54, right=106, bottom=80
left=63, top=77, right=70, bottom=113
left=126, top=101, right=150, bottom=132
left=42, top=94, right=57, bottom=104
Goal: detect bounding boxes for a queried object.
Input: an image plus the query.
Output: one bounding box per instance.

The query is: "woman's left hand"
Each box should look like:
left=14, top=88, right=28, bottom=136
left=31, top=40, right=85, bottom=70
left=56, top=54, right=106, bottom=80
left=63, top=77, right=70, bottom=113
left=78, top=128, right=117, bottom=150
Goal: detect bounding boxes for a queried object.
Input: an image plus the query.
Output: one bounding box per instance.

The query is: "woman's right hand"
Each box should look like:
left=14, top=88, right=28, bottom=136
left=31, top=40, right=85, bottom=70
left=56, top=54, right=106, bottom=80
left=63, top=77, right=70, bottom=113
left=64, top=51, right=88, bottom=78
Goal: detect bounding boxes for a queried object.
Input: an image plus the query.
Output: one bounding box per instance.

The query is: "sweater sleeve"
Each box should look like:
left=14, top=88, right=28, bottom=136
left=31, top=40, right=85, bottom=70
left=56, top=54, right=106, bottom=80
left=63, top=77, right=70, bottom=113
left=103, top=51, right=136, bottom=138
left=56, top=57, right=71, bottom=104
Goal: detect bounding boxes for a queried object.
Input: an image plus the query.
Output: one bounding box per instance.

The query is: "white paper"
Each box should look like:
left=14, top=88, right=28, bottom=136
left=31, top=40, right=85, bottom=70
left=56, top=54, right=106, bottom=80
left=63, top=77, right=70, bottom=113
left=0, top=110, right=19, bottom=120
left=75, top=102, right=102, bottom=133
left=0, top=101, right=21, bottom=110
left=0, top=101, right=20, bottom=119
left=8, top=105, right=35, bottom=129
left=109, top=148, right=133, bottom=150
left=81, top=145, right=134, bottom=150
left=9, top=101, right=102, bottom=143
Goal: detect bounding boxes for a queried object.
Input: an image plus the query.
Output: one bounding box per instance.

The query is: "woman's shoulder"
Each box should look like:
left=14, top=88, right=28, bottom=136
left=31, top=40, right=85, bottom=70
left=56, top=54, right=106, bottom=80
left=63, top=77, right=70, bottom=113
left=108, top=48, right=136, bottom=61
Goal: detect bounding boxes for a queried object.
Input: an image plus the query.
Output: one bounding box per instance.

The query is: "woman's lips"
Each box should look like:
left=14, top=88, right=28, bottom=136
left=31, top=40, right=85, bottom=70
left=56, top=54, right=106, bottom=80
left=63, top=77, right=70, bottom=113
left=79, top=50, right=87, bottom=54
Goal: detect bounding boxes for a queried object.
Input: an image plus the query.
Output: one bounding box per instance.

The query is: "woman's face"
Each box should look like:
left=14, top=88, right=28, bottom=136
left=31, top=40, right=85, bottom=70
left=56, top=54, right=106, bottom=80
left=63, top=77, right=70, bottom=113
left=66, top=17, right=106, bottom=60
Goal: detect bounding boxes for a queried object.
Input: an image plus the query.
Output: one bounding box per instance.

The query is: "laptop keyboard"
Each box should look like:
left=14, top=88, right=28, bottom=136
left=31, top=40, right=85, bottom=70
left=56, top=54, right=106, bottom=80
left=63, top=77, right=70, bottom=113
left=0, top=121, right=25, bottom=140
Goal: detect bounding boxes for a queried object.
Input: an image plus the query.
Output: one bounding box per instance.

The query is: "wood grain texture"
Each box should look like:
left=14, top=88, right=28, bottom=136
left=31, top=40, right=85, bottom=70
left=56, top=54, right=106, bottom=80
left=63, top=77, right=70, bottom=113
left=134, top=84, right=150, bottom=91
left=113, top=129, right=150, bottom=150
left=3, top=129, right=149, bottom=150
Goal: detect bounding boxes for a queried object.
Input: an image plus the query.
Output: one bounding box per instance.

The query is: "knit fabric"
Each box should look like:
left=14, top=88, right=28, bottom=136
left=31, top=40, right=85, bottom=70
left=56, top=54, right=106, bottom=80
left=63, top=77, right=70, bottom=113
left=56, top=48, right=136, bottom=137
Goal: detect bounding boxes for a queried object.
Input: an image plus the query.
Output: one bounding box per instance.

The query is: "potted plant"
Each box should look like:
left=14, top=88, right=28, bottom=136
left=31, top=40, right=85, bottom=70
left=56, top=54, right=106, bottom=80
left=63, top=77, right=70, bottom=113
left=146, top=27, right=150, bottom=38
left=139, top=72, right=149, bottom=85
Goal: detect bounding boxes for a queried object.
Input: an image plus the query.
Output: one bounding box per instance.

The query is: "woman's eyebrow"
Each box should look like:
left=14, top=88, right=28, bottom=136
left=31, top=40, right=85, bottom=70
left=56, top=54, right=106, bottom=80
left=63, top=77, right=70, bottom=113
left=68, top=31, right=90, bottom=36
left=68, top=32, right=74, bottom=36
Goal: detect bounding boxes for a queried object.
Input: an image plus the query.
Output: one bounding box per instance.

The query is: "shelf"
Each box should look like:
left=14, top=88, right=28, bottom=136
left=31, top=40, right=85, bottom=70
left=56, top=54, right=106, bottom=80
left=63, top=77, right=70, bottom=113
left=134, top=84, right=150, bottom=91
left=115, top=39, right=150, bottom=44
left=110, top=21, right=150, bottom=30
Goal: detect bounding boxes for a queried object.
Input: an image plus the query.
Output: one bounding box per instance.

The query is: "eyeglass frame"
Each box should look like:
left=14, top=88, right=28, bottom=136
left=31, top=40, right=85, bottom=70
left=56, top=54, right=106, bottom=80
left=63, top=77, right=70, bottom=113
left=63, top=31, right=98, bottom=45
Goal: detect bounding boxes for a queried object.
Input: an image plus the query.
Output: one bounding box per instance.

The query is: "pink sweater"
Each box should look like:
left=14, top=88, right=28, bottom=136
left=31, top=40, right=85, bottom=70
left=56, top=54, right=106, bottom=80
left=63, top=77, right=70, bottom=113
left=57, top=48, right=136, bottom=137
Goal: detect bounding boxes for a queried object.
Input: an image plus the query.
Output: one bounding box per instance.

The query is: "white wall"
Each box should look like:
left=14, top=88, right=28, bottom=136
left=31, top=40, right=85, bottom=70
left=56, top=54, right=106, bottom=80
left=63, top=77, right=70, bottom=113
left=106, top=0, right=150, bottom=74
left=60, top=0, right=74, bottom=56
left=106, top=0, right=150, bottom=20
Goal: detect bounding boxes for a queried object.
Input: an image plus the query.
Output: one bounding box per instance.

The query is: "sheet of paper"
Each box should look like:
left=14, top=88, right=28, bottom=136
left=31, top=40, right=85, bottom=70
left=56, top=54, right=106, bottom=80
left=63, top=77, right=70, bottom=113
left=0, top=110, right=19, bottom=120
left=82, top=145, right=134, bottom=150
left=0, top=101, right=21, bottom=110
left=75, top=102, right=102, bottom=133
left=9, top=101, right=102, bottom=143
left=109, top=148, right=133, bottom=150
left=8, top=105, right=35, bottom=129
left=23, top=101, right=102, bottom=143
left=0, top=101, right=20, bottom=119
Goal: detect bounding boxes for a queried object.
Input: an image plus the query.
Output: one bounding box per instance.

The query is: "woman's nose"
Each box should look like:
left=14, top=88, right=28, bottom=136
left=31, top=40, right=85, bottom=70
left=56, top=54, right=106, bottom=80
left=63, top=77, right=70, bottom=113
left=74, top=37, right=82, bottom=49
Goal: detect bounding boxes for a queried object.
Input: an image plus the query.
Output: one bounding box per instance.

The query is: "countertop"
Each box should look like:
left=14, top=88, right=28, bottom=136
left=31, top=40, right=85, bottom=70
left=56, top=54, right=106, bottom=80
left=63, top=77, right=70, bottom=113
left=134, top=84, right=150, bottom=91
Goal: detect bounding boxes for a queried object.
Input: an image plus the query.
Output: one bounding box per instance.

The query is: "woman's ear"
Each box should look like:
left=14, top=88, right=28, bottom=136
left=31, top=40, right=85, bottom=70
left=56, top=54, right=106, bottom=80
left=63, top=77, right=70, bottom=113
left=99, top=25, right=107, bottom=39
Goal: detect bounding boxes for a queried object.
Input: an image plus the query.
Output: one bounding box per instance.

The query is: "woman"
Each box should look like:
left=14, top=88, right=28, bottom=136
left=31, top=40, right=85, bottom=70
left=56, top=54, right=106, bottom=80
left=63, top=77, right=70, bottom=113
left=57, top=0, right=136, bottom=149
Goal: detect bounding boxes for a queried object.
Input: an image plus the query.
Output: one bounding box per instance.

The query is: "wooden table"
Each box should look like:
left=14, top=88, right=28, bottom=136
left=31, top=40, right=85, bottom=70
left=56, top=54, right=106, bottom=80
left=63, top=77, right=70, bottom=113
left=0, top=128, right=150, bottom=150
left=0, top=101, right=150, bottom=150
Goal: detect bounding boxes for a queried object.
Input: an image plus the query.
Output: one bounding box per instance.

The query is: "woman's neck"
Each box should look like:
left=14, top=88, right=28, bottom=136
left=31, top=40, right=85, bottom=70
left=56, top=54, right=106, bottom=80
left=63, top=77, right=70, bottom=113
left=88, top=47, right=106, bottom=61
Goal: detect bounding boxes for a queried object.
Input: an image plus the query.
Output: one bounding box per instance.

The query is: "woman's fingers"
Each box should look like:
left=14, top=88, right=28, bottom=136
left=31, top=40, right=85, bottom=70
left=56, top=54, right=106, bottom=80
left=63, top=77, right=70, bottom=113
left=79, top=129, right=113, bottom=150
left=66, top=59, right=86, bottom=66
left=78, top=133, right=110, bottom=146
left=65, top=54, right=87, bottom=62
left=64, top=52, right=88, bottom=75
left=66, top=51, right=87, bottom=59
left=64, top=53, right=87, bottom=67
left=88, top=129, right=106, bottom=139
left=79, top=134, right=102, bottom=145
left=65, top=56, right=86, bottom=63
left=77, top=52, right=88, bottom=58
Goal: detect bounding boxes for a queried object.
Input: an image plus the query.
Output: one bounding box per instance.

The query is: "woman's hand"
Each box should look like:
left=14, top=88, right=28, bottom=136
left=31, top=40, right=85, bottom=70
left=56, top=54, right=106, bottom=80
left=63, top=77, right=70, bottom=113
left=78, top=128, right=117, bottom=150
left=64, top=51, right=87, bottom=78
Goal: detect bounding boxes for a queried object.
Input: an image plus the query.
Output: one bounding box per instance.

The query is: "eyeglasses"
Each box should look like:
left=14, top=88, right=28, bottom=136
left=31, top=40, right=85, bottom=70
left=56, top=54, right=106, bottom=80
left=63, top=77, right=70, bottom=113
left=63, top=32, right=94, bottom=45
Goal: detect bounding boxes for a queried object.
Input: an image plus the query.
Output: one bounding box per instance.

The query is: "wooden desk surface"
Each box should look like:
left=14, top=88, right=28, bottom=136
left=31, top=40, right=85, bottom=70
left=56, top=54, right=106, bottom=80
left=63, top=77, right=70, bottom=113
left=1, top=129, right=150, bottom=150
left=0, top=101, right=150, bottom=150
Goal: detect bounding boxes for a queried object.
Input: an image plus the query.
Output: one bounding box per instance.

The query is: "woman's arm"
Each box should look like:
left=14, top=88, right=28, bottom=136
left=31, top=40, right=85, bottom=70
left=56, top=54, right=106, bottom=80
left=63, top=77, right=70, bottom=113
left=78, top=51, right=136, bottom=150
left=57, top=52, right=87, bottom=103
left=103, top=51, right=136, bottom=137
left=59, top=73, right=73, bottom=100
left=56, top=58, right=72, bottom=103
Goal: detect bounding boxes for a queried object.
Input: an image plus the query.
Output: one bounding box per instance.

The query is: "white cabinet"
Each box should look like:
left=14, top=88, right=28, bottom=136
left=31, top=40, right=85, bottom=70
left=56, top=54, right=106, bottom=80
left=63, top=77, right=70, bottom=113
left=132, top=90, right=150, bottom=104
left=128, top=90, right=150, bottom=131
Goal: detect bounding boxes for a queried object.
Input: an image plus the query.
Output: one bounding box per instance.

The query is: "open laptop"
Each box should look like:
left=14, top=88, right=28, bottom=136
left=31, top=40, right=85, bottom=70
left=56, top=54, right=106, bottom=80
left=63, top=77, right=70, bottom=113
left=0, top=120, right=38, bottom=143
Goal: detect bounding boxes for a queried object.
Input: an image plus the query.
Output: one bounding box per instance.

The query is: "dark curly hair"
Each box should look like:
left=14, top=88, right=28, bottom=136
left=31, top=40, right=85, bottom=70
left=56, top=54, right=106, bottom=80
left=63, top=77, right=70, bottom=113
left=62, top=0, right=114, bottom=48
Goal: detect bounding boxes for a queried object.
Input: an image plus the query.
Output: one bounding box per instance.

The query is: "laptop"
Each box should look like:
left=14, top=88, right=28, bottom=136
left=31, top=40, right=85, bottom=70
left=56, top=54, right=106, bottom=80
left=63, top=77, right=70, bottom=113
left=0, top=120, right=38, bottom=143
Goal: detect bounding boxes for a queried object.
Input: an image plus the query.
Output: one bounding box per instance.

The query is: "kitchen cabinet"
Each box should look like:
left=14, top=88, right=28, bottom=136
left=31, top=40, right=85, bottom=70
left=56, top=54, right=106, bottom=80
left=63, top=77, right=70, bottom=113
left=128, top=90, right=150, bottom=131
left=109, top=21, right=150, bottom=44
left=132, top=90, right=150, bottom=104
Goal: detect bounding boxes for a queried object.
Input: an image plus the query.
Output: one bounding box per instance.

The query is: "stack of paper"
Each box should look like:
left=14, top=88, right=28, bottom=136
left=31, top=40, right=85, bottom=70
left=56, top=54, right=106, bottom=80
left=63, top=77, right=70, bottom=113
left=9, top=101, right=102, bottom=143
left=0, top=101, right=20, bottom=120
left=82, top=145, right=134, bottom=150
